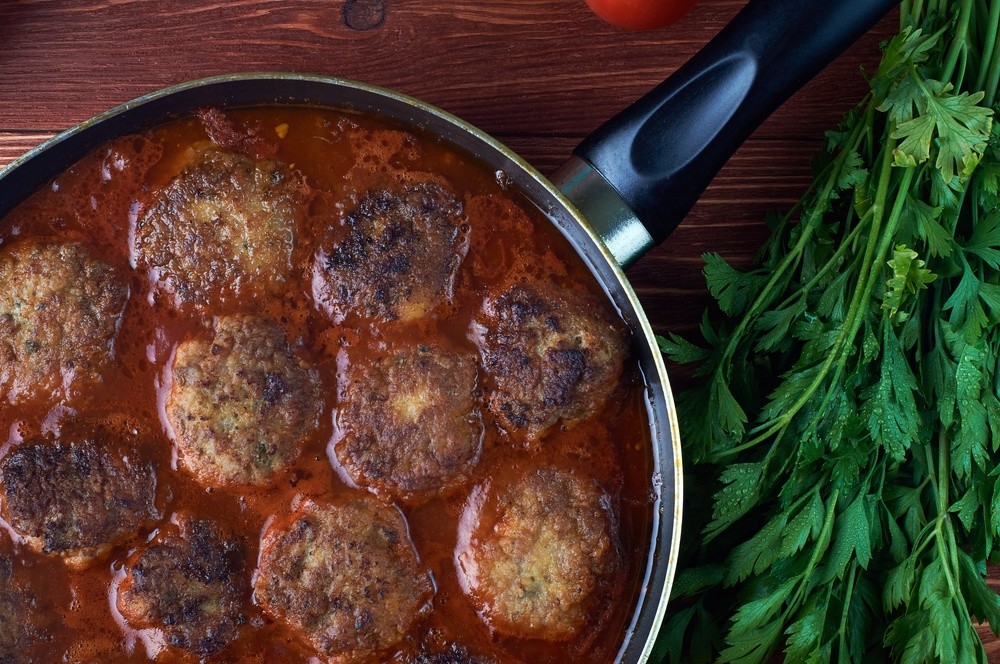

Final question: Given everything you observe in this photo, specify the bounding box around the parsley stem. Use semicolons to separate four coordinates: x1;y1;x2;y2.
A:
946;518;962;599
837;561;858;661
800;487;840;594
715;120;868;376
941;0;974;83
901;0;912;27
725;155;914;457
974;0;1000;92
772;207;871;314
936;527;960;597
938;428;951;526
912;520;937;561
925;438;940;505
929;427;963;601
985;5;1000;105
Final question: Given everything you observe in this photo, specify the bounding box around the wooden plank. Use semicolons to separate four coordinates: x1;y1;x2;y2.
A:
0;1;891;139
0;132;51;164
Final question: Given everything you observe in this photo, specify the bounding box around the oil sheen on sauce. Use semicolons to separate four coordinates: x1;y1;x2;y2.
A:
0;107;654;663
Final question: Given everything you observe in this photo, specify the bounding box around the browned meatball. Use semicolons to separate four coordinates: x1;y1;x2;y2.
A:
117;518;248;658
408;643;494;664
0;552;51;664
0;241;128;404
312;182;467;323
0;440;158;569
335;346;482;500
474;282;628;441
167;315;321;488
455;468;616;641
255;496;433;661
133;145;307;310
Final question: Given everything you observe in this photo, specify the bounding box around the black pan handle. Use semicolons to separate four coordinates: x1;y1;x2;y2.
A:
561;0;898;260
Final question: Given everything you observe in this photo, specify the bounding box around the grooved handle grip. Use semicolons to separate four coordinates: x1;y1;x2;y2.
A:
575;0;899;245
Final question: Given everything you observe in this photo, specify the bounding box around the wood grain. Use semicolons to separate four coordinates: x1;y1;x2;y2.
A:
0;0;888;138
0;0;996;659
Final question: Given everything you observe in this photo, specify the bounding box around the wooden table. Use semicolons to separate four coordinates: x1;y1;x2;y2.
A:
1;0;995;660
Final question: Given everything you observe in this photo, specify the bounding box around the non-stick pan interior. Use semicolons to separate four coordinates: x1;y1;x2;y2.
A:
0;73;681;664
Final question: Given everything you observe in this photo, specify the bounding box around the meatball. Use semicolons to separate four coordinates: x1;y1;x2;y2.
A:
0;553;50;663
0;241;128;404
408;643;493;664
255;496;433;661
133;145;307;310
117;517;248;658
0;439;158;568
313;182;467;323
335;346;482;499
167;315;321;488
455;468;616;641
474;282;628;441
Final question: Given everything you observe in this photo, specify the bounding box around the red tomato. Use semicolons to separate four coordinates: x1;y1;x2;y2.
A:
585;0;698;30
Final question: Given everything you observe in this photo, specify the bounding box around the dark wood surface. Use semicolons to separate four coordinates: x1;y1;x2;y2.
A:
0;0;995;659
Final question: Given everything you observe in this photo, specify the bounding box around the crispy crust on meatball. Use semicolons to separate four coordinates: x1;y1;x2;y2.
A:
117;517;248;657
133;145;307;310
474;282;628;441
254;496;433;662
408;643;494;664
456;468;616;641
0;241;128;404
0;440;158;568
313;182;467;323
167;315;321;488
336;346;482;499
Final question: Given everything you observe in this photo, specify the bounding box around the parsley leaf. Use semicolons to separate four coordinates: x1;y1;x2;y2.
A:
882;245;937;319
657;3;1000;661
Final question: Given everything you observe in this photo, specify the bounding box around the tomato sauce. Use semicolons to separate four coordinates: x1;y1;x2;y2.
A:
0;107;654;663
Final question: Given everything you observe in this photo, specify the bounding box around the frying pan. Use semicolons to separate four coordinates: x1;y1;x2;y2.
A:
0;0;898;661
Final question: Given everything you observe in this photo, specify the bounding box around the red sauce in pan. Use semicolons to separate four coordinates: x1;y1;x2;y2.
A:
0;107;654;663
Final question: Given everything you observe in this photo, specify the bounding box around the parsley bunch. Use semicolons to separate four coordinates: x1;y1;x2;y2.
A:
656;1;1000;661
